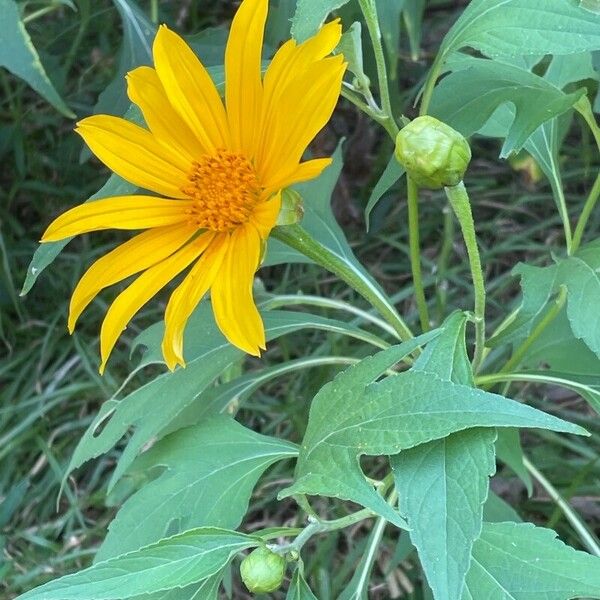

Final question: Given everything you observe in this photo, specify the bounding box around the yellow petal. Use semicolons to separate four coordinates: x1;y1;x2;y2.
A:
263;158;332;194
68;224;196;332
211;225;265;355
162;233;229;370
258;56;346;185
126;66;201;161
251;193;281;239
41;196;193;241
76;115;190;198
225;0;268;155
99;232;215;373
153;25;229;153
260;20;341;135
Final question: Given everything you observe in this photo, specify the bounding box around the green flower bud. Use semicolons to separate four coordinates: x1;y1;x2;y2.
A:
276;188;304;226
394;116;471;189
240;546;286;594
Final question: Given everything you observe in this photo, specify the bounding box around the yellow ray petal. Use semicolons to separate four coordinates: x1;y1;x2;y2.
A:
162;233;229;370
126;66;201;160
153;25;229;153
258;56;346;184
76;115;190;198
211;225;265;355
68;224;196;332
41;196;193;242
99;232;215;373
225;0;268;155
251;192;281;239
263;158;332;194
259;20;342;140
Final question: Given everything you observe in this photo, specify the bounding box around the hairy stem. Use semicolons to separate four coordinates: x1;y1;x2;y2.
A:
272;224;414;342
444;182;486;371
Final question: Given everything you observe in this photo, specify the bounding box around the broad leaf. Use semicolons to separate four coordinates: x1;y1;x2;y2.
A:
291;0;350;42
495;428;532;495
18;528;258;600
439;0;600;62
281;334;585;526
482;493;522;523
463;522;600;599
0;0;74;117
430;57;585;157
128;570;223;600
65;308;377;492
393;313;495;600
286;565;318;600
95;417;297;561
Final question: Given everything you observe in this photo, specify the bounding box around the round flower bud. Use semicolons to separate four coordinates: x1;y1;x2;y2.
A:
394;116;471;189
240;546;286;594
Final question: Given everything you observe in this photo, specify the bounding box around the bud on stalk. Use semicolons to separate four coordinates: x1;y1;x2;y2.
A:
394;116;471;189
240;546;286;593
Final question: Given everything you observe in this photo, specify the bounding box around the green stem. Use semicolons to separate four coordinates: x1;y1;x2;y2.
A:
150;0;159;23
524;457;600;557
435;206;454;323
444;182;485;371
407;177;430;331
341;86;398;140
357;0;398;137
419;54;444;117
572;172;600;254
498;285;567;376
272;224;414;342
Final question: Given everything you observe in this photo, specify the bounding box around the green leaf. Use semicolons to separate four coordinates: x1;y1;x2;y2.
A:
463;522;600;599
291;0;350;42
0;0;74;117
95;417;297;561
495;428;533;495
281;333;439;528
439;0;600;61
280;333;585;525
18;528;259;600
93;0;156;117
378;0;404;73
365;154;405;231
286;565;318;600
65;308;378;492
482;492;522;523
430;57;585;157
336;22;368;88
491;241;600;374
128;570;223;600
401;0;425;61
393;313;495;600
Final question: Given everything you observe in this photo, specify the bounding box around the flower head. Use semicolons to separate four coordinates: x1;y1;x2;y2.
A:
41;0;346;372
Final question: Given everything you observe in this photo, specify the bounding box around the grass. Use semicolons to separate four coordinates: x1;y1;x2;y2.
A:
1;0;600;598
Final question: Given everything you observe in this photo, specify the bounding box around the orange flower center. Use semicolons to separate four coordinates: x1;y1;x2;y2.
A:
182;149;262;232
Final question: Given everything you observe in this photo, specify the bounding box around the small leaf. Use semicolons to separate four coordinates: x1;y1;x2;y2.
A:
439;0;600;61
495;428;533;495
482;492;522;523
401;0;425;61
364;154;405;231
430;57;585;157
95;417;297;561
463;522;600;599
286;565;318;600
336;22;368;87
18;528;259;600
291;0;350;42
0;0;74;117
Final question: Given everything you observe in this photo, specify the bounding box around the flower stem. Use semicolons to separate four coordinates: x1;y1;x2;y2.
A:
272;224;414;342
498;285;567;376
357;0;398;138
418;54;444;117
444;182;486;371
407;176;430;331
572;171;600;254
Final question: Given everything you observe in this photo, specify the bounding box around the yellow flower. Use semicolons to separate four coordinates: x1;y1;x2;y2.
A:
41;0;346;373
